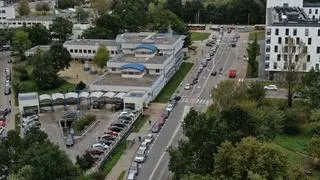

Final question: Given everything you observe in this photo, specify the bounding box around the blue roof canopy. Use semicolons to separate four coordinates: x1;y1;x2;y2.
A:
136;44;157;53
121;63;146;72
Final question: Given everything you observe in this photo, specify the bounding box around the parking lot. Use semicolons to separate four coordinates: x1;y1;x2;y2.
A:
38;105;118;162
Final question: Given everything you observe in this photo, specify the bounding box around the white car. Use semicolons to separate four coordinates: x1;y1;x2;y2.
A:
92;143;109;150
119;111;134;117
134;147;147;163
165;104;174;112
184;83;191;90
144;134;154;144
264;85;278;91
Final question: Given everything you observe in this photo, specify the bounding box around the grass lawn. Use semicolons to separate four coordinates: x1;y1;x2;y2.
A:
266;142;305;165
191;32;210;41
40;80;75;94
273;134;310;154
117;171;126;180
248;30;265;41
133;115;150;132
100;142;127;174
154;62;194;103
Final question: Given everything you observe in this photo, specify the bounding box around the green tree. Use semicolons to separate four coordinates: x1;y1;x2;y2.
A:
76;7;89;23
12;30;31;58
213;141;237;179
247;33;260;77
76;152;95;170
25;24;51;46
9;165;34;180
165;0;183;18
94;45;109;73
90;0;112;15
50;17;73;42
309;135;320;159
247;82;265;102
286;166;311;180
32;50;60;90
18;0;30;16
49;43;72;71
301;68;320;108
35;2;50;12
182;174;214;180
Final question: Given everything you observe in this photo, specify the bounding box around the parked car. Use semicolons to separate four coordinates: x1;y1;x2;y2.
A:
4;86;10;95
98;139;113;146
165;104;174;112
184;83;191;90
92;143;109;150
109;126;123;132
134;146;147;163
144;134;154;144
140;140;150;149
66;134;74;147
162;110;170;119
87;148;104;156
127;172;136;180
0;108;11;117
211;71;217;76
111;123;126;128
26;121;41;129
264;85;278;91
106;131;119;136
119;111;134;117
129;162;139;176
171;95;181;102
22;112;37;118
152;122;161;133
0;119;5;127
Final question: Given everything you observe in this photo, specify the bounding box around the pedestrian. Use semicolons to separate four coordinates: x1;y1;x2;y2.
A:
138;136;141;142
149;120;151;125
9;100;11;106
76;74;78;79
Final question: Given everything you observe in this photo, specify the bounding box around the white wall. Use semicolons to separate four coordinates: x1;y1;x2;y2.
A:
303;7;320;20
265;25;320;72
0;6;15;29
7;20;52;29
64;44;118;59
266;0;303;8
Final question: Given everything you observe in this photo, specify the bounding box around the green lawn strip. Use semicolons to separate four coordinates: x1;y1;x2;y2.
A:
273;134;310;154
154;62;194;103
248;30;265;41
117;170;126;180
266;142;305;165
133;115;150;132
191;32;210;41
100;142;127;174
14;113;20;133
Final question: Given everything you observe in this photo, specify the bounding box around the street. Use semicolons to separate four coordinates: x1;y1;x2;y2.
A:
136;30;248;180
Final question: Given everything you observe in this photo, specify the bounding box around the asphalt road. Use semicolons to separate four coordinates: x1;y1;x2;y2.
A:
136;30;247;180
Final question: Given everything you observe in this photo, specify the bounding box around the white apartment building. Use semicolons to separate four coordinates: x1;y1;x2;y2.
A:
0;1;15;29
64;32;185;109
7;16;54;29
265;0;320;79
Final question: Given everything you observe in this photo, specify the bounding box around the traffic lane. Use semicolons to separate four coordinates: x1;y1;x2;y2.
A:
137;104;185;180
0;52;11;108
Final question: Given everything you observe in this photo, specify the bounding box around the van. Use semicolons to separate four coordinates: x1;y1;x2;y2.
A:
127;172;136;180
66;134;74;147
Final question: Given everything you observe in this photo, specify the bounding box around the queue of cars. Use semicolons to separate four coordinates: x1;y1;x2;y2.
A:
4;68;11;95
84;109;139;159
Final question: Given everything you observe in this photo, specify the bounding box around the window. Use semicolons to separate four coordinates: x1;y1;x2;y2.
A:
265;54;270;61
283;62;288;70
303;63;307;71
274;45;278;52
155;69;160;73
296;37;300;44
307;55;311;62
293;29;297;36
295;55;298;62
284;46;288;53
2;17;5;19
313;15;316;20
266;38;271;44
317;47;320;54
75;49;78;53
70;49;73;53
88;50;91;53
115;51;118;54
265;62;270;69
277;54;281;61
285;37;288;44
285;28;289;35
275;28;279;35
273;62;277;69
111;51;114;54
79;49;82;53
1;10;5;13
309;9;312;14
93;50;96;53
316;64;319;70
292;46;296;53
83;50;87;53
266;46;270;52
278;37;282;44
317;9;319;14
305;29;309;36
318;29;320;36
308;38;312;45
267;29;271;35
284;55;288;61
111;68;116;71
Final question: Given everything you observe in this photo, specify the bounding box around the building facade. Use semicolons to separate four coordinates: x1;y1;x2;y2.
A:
265;0;320;79
63;32;185;109
0;1;15;29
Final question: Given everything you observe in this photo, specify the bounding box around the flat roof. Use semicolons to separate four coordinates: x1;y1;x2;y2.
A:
25;45;50;54
8;16;54;21
126;91;146;98
304;2;320;7
18;92;39;101
64;39;117;47
110;53;169;64
116;32;184;45
93;74;159;87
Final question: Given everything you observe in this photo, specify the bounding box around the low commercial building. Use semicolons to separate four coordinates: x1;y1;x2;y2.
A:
18;92;40;113
7;16;54;29
24;45;51;57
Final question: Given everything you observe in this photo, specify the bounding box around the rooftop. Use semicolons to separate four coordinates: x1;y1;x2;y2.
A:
18;92;39;101
93;73;159;87
116;32;184;45
267;6;320;27
304;2;320;7
110;53;169;64
126;91;146;98
25;45;50;55
8;16;54;21
64;39;117;47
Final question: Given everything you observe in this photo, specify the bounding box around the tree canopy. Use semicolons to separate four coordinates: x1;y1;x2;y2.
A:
94;46;109;73
12;30;31;55
18;0;30;16
50;17;73;42
25;24;51;46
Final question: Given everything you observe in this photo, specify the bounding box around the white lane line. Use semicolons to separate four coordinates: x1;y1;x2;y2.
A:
148;106;191;180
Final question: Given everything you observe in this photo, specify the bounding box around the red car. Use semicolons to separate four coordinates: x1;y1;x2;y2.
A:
106;131;119;136
228;69;237;78
87;148;104;156
158;117;165;126
0;119;6;127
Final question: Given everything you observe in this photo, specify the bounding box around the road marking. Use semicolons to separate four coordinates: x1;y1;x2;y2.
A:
148;106;191;180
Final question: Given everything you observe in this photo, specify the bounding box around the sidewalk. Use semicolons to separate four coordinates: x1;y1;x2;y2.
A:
104;104;164;180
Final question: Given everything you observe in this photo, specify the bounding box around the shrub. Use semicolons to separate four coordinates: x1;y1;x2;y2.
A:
76;81;86;90
72;114;96;133
76;152;96;170
282;108;301;135
19;68;30;81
